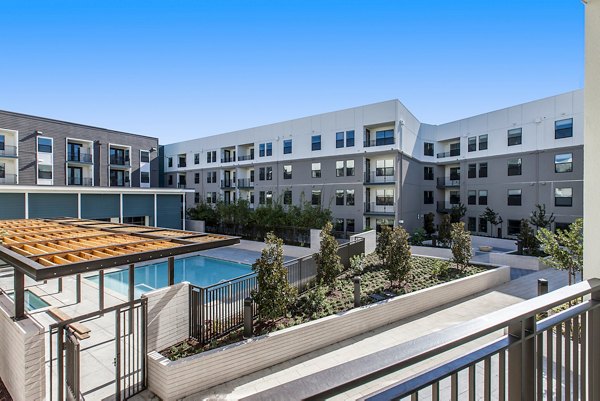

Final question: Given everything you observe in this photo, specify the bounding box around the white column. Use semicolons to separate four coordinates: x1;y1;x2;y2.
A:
119;193;123;223
154;193;158;227
77;192;81;219
24;192;29;219
584;0;600;279
182;193;186;230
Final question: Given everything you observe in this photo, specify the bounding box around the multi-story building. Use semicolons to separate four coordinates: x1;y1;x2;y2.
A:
0;109;187;228
162;89;583;237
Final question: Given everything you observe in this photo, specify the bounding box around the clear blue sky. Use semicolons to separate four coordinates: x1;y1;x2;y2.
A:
0;0;584;144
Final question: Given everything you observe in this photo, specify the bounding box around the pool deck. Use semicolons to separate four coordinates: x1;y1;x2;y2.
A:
198;239;315;265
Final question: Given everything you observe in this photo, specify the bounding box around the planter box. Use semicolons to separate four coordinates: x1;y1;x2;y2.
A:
148;266;510;400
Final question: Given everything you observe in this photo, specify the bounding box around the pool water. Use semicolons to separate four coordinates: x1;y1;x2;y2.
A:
87;255;252;298
8;290;50;311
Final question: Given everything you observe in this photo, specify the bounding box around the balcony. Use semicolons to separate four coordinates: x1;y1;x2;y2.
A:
67;151;93;164
364;202;395;216
220;179;235;188
109;155;130;166
178;161;187;168
363;138;395;148
0;145;17;158
68;177;93;186
221;156;235;163
437;200;461;213
237;178;254;188
437;148;461;158
237;154;254;162
436;176;460;189
364;172;395;185
0;174;17;185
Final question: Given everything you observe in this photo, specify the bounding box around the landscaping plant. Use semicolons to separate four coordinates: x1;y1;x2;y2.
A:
376;225;393;265
480;207;503;238
450;222;472;269
450;203;467;223
530;204;555;231
315;221;343;289
349;253;366;276
251;232;298;321
517;218;539;255
437;214;452;247
386;226;412;287
537;218;583;285
423;212;436;236
410;227;427;246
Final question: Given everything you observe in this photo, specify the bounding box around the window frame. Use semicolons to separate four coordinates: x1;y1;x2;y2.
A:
507;189;522;206
555;187;573;207
507;128;522;146
478;134;488;151
555;118;573;139
555;153;573;173
311;135;322;151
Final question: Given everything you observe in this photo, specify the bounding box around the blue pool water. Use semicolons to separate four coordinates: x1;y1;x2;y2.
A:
8;290;50;311
86;255;253;298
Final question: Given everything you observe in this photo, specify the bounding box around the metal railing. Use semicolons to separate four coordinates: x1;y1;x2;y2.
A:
364;172;395;184
436;176;460;188
0;144;17;157
437;148;461;158
67;177;93;186
110;155;130;166
437;201;460;213
237;154;254;161
221;156;235;163
364;202;395;215
220;179;235;188
0;174;17;185
189;238;365;344
363;139;395;147
237;178;254;188
67;151;93;163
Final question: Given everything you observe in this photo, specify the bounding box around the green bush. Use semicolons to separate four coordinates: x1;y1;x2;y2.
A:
410;227;427;246
315;221;343;289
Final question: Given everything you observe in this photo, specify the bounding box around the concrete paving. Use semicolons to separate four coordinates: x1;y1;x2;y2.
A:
199;239;314;265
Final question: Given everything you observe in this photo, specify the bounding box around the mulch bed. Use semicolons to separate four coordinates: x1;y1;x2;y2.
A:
0;377;12;401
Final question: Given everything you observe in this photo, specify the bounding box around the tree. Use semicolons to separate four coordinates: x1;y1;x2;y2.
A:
386;226;412;287
437;214;452;247
480;207;503;237
376;225;393;265
410;228;427;246
251;233;298;321
537;218;583;285
423;212;436;236
450;222;472;269
530;204;555;231
517;219;539;255
450;203;467;223
187;201;219;226
314;221;343;288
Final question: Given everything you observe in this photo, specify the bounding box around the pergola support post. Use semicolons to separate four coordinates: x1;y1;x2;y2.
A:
57;277;62;292
99;270;104;310
128;264;135;334
168;257;175;286
13;270;25;320
75;274;81;303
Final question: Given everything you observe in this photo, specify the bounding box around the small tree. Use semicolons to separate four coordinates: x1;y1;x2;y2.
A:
480;207;502;237
530;204;555;232
410;228;427;246
450;203;467;223
450;222;472;269
386;226;412;287
423;212;436;236
437;214;452;247
376;225;393;265
537;218;583;285
252;233;297;321
517;219;539;255
315;221;343;288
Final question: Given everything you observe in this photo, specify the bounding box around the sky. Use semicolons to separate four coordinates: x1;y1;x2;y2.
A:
0;0;584;144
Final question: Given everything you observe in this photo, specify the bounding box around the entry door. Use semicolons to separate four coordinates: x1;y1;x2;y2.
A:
68;166;82;185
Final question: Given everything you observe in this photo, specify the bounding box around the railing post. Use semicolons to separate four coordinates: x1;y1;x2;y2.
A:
353;277;361;308
75;274;81;304
589;289;600;400
167;256;175;286
243;297;253;338
538;278;548;318
508;317;535;400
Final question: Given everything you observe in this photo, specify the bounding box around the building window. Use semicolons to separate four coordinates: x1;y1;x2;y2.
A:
206;192;217;204
507;220;521;236
334;218;344;232
311;162;321;178
110;169;129;187
450;190;460;204
346;189;355;206
479;218;487;233
283;190;292;205
266;166;272;181
283;139;293;154
346;160;355;176
555;187;573;207
346;218;355;232
38;164;53;180
141;171;150;184
376;159;394;176
311;135;321;151
346;130;355;147
311;190;322;205
0;162;5;179
424;142;434;156
468;190;476;205
178;154;186;167
555;222;571;232
258;167;265;181
37;137;53;153
508;128;522;146
168;157;173;168
479;162;488;178
375;130;395;146
336;161;345;177
468;136;476;152
266;142;272;156
376;189;394;206
0;135;4;151
250;170;254;182
508;158;522;176
555;118;573;139
336;132;344;148
283;165;292;179
259;191;266;205
206;171;216;184
555;153;573;173
424;191;434;204
422;166;433;180
336;190;345;205
468;217;476;232
259;143;265;157
194;153;199;164
194;173;200;184
168;175;173;185
449;167;460;181
508;189;522;206
479;190;488;205
249;191;255;204
141;151;150;163
479;134;488;151
468;164;476;179
206;151;216;163
194;192;200;203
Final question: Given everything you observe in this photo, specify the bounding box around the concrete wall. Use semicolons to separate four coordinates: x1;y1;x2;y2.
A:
142;283;190;353
350;230;376;254
185;219;205;233
147;266;510;400
488;253;546;271
0;294;45;401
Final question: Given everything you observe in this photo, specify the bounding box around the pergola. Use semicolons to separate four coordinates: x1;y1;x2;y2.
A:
0;218;239;319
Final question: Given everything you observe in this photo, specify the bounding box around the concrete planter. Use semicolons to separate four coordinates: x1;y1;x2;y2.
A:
147;266;510;400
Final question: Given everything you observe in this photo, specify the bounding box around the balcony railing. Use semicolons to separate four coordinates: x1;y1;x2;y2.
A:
364;202;395;215
109;155;130;166
364;172;395;184
437;200;461;213
237;178;254;188
363;138;395;148
0;145;17;157
67;151;93;163
436;177;460;188
0;174;17;185
67;177;93;186
178;183;186;189
237;154;254;161
221;156;235;163
437;148;461;158
220;179;235;188
178;161;187;168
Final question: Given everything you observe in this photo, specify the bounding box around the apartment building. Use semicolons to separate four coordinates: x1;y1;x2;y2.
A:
0;110;187;228
163;89;583;236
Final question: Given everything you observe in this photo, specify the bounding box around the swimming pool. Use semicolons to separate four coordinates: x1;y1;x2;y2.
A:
86;255;253;298
8;290;50;311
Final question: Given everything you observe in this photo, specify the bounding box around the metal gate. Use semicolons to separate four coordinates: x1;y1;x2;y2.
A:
49;298;147;401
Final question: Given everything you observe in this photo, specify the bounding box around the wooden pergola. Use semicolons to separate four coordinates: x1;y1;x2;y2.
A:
0;218;239;319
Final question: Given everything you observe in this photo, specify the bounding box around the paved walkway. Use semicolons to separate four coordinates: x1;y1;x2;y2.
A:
199;239;314;264
175;268;569;400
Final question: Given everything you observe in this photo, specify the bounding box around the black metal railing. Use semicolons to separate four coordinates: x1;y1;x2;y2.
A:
364;202;395;215
237;154;254;161
67;177;93;186
221;156;235;163
220;179;235;188
178;161;187;168
189;238;365;345
110;155;130;166
437;148;461;158
436;177;460;188
364;171;395;184
0;144;17;157
363;138;396;147
0;174;17;185
67;151;92;163
436;201;460;213
237;178;254;188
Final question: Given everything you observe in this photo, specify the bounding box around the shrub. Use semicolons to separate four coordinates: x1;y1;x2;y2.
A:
301;283;328;319
410;227;427;246
315;221;343;289
349;254;366;276
517;219;539;255
537;218;583;285
431;259;451;278
480;207;503;237
437;214;452;247
423;212;436;236
252;233;298;321
376;225;393;265
386;226;412;287
450;203;466;223
451;222;472;269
